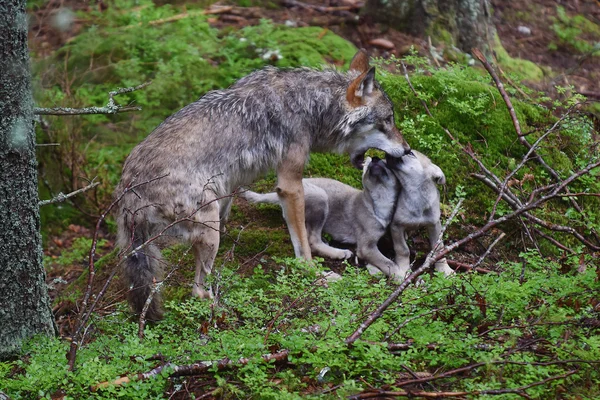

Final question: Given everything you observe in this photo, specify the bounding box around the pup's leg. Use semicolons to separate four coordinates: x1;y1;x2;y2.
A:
391;223;411;278
428;222;454;276
191;204;221;299
358;240;403;282
276;153;311;260
305;187;352;260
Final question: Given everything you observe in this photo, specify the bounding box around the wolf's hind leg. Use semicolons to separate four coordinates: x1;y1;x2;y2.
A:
304;186;352;260
191;205;221;299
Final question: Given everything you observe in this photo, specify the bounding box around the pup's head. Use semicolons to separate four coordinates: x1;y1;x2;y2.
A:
340;51;411;169
361;156;400;198
386;150;446;186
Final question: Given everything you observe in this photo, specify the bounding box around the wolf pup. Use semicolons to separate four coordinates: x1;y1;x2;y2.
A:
114;51;411;319
242;157;401;278
386;150;454;279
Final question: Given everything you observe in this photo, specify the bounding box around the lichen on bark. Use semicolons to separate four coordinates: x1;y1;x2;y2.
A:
0;0;55;360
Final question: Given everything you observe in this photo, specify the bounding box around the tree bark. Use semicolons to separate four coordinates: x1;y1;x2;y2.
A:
0;0;55;359
363;0;496;54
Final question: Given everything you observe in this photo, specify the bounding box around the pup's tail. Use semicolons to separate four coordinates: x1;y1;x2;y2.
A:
120;226;164;321
239;188;281;205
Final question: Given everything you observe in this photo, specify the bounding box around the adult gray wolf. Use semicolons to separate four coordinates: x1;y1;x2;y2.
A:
242;156;401;278
386;150;454;279
114;51;411;320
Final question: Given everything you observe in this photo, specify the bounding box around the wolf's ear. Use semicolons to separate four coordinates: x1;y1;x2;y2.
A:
430;165;446;185
347;67;376;106
349;50;370;73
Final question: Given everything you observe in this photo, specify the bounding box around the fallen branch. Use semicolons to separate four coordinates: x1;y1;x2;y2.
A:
92;350;291;391
350;369;576;399
472;47;600;245
39;180;100;207
35;82;151;116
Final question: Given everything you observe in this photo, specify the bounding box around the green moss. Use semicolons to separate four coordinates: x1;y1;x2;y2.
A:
493;34;545;81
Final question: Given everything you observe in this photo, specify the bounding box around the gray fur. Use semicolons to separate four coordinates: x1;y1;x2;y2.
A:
242;157;401;276
387;150;455;279
115;53;411;320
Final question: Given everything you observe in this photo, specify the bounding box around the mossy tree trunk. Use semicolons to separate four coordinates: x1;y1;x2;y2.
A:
364;0;496;55
0;0;55;359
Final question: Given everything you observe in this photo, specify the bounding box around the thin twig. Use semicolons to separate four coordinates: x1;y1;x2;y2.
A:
39;180;100;207
35;82;151;115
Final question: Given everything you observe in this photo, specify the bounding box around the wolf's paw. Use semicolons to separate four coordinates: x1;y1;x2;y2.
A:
192;284;213;299
434;261;455;277
341;249;353;260
365;263;384;276
315;270;342;287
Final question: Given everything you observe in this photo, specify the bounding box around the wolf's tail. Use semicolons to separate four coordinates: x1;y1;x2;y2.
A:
120;226;164;321
239;188;281;205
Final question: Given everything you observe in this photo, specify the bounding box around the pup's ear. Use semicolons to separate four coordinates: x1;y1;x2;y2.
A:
430;164;446;185
347;67;376;107
349;50;370;73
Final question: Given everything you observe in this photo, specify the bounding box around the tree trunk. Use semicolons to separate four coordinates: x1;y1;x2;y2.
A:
363;0;496;55
0;0;55;359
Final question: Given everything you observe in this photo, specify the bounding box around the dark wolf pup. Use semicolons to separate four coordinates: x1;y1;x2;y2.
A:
115;50;411;320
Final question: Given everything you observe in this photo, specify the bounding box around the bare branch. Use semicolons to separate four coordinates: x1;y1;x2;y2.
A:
39;180;100;207
34;82;151;116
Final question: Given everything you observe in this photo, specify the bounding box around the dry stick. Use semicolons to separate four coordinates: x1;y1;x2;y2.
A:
351;369;576;399
471;232;506;270
472;48;600;245
447;260;495;274
38;180;100;207
92;350;291;391
35;82;151;115
473;173;600;251
345;198;464;345
532;228;576;254
487;114;570;222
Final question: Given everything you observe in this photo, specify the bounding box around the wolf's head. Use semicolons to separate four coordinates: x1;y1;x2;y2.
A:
386;150;446;187
340;51;411;169
361;156;400;204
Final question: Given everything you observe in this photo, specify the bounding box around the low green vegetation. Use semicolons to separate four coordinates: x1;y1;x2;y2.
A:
4;0;598;398
2;255;598;398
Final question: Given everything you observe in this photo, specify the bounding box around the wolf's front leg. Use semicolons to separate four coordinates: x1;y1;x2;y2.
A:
276;153;312;260
390;224;411;279
428;222;454;276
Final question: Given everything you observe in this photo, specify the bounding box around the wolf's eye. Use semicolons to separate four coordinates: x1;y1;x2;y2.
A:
386;115;394;124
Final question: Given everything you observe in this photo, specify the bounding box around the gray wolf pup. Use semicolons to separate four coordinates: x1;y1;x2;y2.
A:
386;150;454;279
114;51;411;320
242;156;400;277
